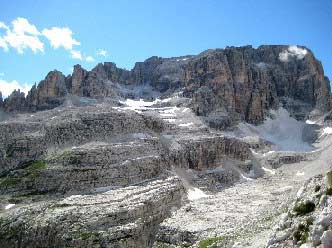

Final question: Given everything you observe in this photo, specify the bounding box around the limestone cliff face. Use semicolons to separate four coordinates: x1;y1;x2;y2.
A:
69;64;88;95
1;45;330;124
184;46;331;123
22;70;67;112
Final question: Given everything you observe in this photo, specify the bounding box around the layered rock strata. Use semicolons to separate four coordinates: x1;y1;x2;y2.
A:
1;45;330;124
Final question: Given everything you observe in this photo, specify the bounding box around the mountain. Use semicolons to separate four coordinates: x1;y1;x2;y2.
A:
1;45;331;126
1;45;332;248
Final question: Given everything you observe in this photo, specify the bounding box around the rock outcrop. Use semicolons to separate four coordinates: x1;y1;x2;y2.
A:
184;46;331;124
0;176;185;248
2;89;26;112
1;45;330;124
267;172;332;248
0;106;167;175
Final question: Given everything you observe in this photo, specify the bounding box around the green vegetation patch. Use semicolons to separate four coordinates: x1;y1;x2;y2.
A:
293;218;313;244
293;200;315;216
0;177;21;187
79;231;101;240
199;236;226;248
23;160;47;170
325;187;332;196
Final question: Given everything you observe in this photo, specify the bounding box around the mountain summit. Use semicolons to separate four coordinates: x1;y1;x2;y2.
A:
1;45;330;126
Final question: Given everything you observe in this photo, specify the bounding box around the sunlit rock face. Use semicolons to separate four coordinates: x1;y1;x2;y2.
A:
1;45;330;126
184;45;330;124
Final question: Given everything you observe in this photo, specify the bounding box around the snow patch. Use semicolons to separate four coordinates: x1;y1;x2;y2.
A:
296;171;305;176
306;120;316;124
187;187;208;201
5;204;15;209
120;99;156;108
279;46;307;62
160;107;179;114
262;166;276;175
66;194;81;200
179;122;193;127
233;108;313;152
320;127;332;137
176;57;189;62
263;151;275;157
240;173;254;181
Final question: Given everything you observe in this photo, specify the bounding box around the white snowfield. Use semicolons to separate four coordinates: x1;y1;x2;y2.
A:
114;97;207;132
4;204;15;210
320;127;332;137
306;119;316;124
232;108;314;152
187;187;209;201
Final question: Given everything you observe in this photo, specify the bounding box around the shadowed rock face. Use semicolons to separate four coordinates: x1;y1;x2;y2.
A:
1;45;331;124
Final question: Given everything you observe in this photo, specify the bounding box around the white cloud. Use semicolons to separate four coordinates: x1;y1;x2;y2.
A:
0;17;84;60
0;21;9;30
0;79;31;97
0;17;44;54
279;45;307;62
12;17;40;35
96;48;108;57
0;38;8;51
86;55;95;62
4;31;44;54
42;27;80;50
70;50;82;60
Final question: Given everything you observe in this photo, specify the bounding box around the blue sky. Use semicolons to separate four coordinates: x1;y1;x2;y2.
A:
0;0;331;96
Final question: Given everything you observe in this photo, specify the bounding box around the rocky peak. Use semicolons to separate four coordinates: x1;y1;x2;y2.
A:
70;64;88;95
2;89;26;112
184;45;331;124
38;70;67;97
132;56;164;84
0;45;330;125
24;70;67;111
